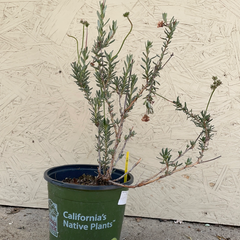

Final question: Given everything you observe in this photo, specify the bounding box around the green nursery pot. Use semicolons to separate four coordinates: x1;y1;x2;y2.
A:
44;164;133;240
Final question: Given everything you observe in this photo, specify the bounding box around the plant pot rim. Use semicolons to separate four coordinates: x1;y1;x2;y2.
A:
44;164;134;190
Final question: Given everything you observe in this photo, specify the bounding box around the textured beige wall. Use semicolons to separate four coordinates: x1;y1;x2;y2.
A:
0;0;240;225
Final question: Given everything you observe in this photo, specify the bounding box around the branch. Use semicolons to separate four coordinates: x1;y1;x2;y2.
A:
109;155;221;188
115;128;134;165
113;158;141;182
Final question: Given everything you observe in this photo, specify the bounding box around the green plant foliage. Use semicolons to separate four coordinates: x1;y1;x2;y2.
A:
69;1;222;186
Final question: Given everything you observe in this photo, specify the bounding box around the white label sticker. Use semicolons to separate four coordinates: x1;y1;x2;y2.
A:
118;191;129;205
49;199;59;237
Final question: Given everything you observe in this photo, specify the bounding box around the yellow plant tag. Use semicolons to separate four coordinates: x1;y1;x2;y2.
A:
124;152;129;183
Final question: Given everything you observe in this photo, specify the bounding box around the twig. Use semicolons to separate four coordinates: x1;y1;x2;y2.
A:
115;128;134;165
97;124;102;174
106;98;118;136
161;52;174;69
215;235;229;240
184;234;192;240
170;131;203;165
109;155;217;188
199;155;221;164
113;158;141;182
123;59;134;112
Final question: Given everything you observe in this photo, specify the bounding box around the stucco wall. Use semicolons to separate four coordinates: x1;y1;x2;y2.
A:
0;0;240;225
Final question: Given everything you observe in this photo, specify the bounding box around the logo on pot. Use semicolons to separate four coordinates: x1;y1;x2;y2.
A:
49;199;59;237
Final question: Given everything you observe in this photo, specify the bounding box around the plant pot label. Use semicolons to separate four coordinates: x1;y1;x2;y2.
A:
62;211;116;231
118;191;129;205
49;199;59;237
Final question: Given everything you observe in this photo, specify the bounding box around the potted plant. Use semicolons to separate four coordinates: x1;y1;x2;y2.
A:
44;1;222;239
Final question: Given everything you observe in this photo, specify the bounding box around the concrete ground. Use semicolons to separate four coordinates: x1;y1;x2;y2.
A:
0;205;239;240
